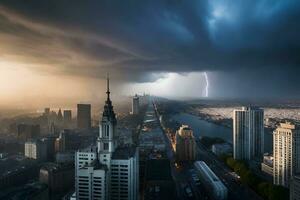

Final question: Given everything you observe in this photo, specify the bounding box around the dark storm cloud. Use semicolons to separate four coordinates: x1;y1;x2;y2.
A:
0;0;299;97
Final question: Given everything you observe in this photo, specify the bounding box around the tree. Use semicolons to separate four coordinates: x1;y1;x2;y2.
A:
226;157;236;169
257;182;270;198
268;185;289;200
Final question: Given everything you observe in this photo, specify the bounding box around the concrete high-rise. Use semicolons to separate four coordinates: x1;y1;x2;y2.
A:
64;110;72;123
131;94;139;115
77;104;91;130
74;76;139;200
273;122;300;187
233;107;264;160
175;125;196;161
290;174;300;200
24;139;47;161
17;124;40;141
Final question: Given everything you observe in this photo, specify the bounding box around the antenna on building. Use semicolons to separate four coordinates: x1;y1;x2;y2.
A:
106;73;110;100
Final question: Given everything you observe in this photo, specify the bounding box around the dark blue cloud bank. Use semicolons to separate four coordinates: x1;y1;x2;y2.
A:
0;0;300;98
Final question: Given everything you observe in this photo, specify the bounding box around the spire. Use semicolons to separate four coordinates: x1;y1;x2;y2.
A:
102;73;116;123
106;73;110;100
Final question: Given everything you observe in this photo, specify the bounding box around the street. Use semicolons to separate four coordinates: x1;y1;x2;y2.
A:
153;101;263;200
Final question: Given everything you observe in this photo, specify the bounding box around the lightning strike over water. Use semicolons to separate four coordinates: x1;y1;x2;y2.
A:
204;72;209;97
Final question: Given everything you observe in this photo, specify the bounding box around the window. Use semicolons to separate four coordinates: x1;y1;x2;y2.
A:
105;125;109;137
104;143;109;150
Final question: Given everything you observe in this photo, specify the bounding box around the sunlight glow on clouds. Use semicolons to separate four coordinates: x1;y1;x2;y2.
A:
125;72;208;99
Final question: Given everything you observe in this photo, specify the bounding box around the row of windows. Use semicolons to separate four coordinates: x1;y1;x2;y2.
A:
111;176;128;179
78;154;95;157
78;179;89;182
93;184;102;187
111;191;128;196
111;164;128;168
112;172;128;175
111;180;128;184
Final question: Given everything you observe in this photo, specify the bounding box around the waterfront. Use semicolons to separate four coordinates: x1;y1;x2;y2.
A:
172;113;272;152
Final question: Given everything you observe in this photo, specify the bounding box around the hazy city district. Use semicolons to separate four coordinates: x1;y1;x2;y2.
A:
0;79;299;200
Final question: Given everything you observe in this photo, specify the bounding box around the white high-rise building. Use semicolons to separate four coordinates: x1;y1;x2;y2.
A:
110;147;139;200
131;95;139;115
233;107;264;160
74;76;139;200
273;122;300;187
76;166;107;200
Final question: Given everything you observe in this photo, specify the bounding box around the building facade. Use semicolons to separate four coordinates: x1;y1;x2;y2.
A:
290;174;300;200
74;77;139;200
211;143;232;156
233;107;264;160
131;95;139;115
194;161;228;200
17;124;40;141
175;125;196;161
25;140;47;161
39;163;74;194
77;104;91;130
261;153;273;176
273;122;300;187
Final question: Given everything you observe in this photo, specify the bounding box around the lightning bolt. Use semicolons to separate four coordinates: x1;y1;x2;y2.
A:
204;72;209;97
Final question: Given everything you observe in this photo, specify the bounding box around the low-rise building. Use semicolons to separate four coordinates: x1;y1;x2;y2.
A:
261;153;273;176
39;163;74;195
144;159;176;200
211;143;232;156
194;161;228;200
0;161;39;188
56;152;75;163
0;182;48;200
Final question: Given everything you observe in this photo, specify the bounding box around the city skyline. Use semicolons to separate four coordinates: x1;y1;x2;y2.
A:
0;2;299;199
0;1;300;108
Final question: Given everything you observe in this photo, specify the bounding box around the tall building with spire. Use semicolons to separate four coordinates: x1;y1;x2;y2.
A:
74;76;139;200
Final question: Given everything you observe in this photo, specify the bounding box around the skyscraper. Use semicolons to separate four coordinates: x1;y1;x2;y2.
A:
273;122;300;187
58;108;63;121
64;110;72;123
74;76;139;200
77;104;91;130
17;124;40;141
175;125;196;161
131;94;139;115
290;174;300;200
233;107;264;160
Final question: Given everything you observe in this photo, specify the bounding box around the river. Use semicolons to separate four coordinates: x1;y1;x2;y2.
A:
172;113;272;153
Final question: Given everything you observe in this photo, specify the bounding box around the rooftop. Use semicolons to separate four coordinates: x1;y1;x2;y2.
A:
0;182;48;200
40;162;74;172
111;146;137;160
145;159;172;181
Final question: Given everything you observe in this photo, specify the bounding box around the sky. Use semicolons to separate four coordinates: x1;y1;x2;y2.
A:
0;0;300;108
